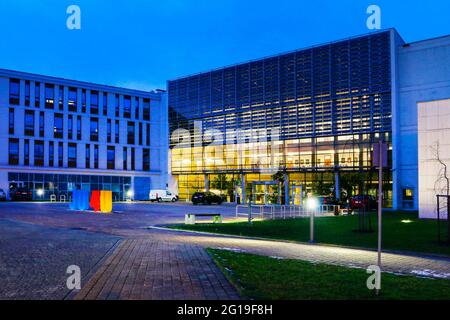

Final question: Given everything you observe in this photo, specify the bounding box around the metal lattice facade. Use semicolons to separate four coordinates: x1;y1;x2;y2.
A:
169;31;392;145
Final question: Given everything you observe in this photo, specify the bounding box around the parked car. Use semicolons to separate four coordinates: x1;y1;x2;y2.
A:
192;192;225;205
0;189;6;201
350;195;377;210
10;187;33;201
317;196;337;205
149;189;178;202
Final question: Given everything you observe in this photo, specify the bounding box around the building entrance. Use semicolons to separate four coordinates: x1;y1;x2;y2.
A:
251;181;281;205
291;183;304;206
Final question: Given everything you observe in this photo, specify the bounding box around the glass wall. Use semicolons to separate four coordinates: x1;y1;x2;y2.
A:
168;31;394;205
8;172;132;201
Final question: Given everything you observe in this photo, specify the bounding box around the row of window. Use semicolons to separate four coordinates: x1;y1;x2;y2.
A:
9;79;151;120
8;138;151;171
8;109;150;146
8;172;132;201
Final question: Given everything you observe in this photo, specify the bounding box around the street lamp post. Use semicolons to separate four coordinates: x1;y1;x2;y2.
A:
307;197;318;243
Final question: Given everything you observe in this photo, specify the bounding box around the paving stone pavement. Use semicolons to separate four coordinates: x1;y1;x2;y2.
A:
74;239;240;300
146;228;450;280
2;202;450;300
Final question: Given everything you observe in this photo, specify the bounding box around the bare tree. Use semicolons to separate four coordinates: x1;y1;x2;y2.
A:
430;141;450;197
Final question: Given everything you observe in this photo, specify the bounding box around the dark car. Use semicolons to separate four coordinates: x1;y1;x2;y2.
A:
350;195;377;210
10;187;33;201
317;196;337;206
192;192;225;205
0;189;6;201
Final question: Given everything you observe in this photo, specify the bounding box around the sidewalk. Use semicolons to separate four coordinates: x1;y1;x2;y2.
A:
75;239;240;300
150;228;450;280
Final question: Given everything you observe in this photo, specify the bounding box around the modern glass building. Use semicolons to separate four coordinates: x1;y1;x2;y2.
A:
0;69;168;201
168;29;404;206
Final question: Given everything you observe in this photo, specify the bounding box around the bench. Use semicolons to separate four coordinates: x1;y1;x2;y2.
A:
185;213;223;225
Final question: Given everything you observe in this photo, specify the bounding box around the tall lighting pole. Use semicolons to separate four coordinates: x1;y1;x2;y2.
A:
374;140;387;294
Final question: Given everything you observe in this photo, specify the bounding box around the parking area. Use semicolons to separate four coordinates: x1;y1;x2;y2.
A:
0;201;240;299
0;201;239;237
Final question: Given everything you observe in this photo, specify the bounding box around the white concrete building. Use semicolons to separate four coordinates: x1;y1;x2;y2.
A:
0;69;168;201
397;35;450;217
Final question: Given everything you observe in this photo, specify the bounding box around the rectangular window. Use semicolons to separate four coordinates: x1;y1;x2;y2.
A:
146;124;150;146
58;142;63;167
90;90;99;115
24;110;35;136
124;96;131;118
90;118;99;141
25;80;30;106
35;82;41;107
94;145;99;169
54;113;63;139
107;119;112;143
127;121;135;144
58;86;64;110
115;120;120;144
131;148;135;170
24;139;30;165
81;89;86;113
103;92;108;116
123;147;127;170
68;87;77;112
77;116;82;140
68;143;77;168
39;112;44;137
115;94;120;117
143;148;150;171
107;146;115;170
68;115;73;140
143;98;150;121
139;123;143;145
86;144;91;169
45;84;54;109
135;97;140;119
8;138;19;165
9;78;20;105
9;108;14;135
34;140;44;167
49;141;54;167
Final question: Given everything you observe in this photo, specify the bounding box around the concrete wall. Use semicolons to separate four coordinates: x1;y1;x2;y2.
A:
418;99;450;218
396;35;450;211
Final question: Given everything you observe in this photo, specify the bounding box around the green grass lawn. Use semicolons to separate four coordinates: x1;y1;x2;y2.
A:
208;248;450;300
172;211;450;256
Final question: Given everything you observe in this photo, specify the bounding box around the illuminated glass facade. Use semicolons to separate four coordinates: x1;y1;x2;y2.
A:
169;30;395;204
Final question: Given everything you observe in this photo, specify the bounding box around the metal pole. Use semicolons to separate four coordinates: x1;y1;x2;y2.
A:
447;196;450;245
437;196;441;244
248;193;252;225
310;207;315;243
377;140;383;294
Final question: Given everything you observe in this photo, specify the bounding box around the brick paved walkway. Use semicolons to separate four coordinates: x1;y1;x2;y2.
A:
74;239;240;300
149;228;450;280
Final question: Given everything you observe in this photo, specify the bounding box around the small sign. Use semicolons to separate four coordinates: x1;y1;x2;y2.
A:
373;143;388;168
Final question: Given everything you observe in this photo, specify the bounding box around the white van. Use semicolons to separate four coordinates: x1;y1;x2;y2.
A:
149;190;178;202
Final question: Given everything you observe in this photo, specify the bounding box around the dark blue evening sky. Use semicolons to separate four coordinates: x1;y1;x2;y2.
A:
0;0;449;91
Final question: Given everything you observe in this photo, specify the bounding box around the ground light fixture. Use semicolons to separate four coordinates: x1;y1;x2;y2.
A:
401;219;414;224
